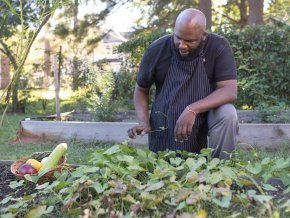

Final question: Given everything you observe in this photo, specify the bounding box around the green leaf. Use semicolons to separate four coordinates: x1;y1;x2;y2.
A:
82;166;100;173
0;213;14;218
185;171;198;183
212;196;231;208
253;195;273;203
207;158;220;170
176;201;187;211
0;196;13;205
127;164;146;172
246;163;262;175
206;171;223;185
103;145;121;155
280;174;290;187
145;181;164;192
283;186;290;194
24;174;40;184
170;157;183;166
9;180;24;189
90;182;107;194
26;205;53;218
262;183;278;191
35;182;50;190
116;154;134;164
261;157;271;165
220;166;237;180
185;157;206;171
122;194;136;203
275;158;289;169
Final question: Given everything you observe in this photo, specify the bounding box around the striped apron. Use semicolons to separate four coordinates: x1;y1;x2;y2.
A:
149;39;213;153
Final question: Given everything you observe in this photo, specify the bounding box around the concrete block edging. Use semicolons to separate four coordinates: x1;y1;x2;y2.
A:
20;120;290;148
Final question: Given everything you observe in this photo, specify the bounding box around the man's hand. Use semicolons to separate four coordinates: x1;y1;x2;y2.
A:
128;124;151;139
174;108;196;142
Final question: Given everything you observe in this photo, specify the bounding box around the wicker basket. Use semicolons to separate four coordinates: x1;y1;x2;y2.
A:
11;151;70;184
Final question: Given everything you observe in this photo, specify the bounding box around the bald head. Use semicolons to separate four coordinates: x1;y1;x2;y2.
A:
173;8;207;57
175;8;206;32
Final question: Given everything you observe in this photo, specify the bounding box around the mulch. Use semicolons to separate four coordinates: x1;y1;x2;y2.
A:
0;161;36;201
0;161;17;200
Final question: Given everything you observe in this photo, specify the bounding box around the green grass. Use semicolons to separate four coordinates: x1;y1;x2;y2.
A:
235;142;290;162
0;113;113;164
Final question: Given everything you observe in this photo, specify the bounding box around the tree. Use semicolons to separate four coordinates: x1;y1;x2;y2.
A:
213;0;265;27
0;0;65;114
198;0;212;29
248;0;264;25
265;0;290;23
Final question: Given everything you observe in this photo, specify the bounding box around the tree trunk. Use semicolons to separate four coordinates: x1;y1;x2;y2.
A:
198;0;212;30
248;0;264;25
73;0;79;32
44;39;51;87
238;0;248;27
11;71;22;112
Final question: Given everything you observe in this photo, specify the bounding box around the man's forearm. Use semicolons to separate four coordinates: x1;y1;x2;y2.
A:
134;85;150;126
188;80;237;114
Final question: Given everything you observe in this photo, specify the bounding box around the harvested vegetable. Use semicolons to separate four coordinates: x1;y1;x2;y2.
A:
18;163;38;175
38;143;67;176
41;157;48;164
26;159;42;171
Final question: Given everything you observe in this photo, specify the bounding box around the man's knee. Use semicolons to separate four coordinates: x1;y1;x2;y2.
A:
208;104;238;127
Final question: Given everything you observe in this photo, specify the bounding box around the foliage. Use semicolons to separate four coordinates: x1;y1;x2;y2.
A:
70;58;91;91
217;24;290;108
69;62;117;120
120;25;290;109
265;0;290;24
1;144;290;217
256;102;290;123
118;29;169;68
94;70;116;121
111;70;136;110
0;0;66;113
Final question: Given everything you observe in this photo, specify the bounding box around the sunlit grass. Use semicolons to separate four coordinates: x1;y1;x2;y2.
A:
0;113;113;164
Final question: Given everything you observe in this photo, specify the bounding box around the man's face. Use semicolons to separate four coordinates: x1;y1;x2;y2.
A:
173;26;205;57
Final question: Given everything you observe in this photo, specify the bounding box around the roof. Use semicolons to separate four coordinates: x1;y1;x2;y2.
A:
264;16;289;26
103;30;128;43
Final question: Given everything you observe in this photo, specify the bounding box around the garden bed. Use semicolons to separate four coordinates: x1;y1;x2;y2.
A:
0;161;36;201
18;109;290;148
1;145;290;217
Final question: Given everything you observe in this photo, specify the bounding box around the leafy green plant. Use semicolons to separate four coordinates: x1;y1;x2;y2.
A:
256;102;290;123
217;25;290;108
1;144;289;217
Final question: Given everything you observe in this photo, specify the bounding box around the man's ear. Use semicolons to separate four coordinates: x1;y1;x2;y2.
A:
202;31;208;40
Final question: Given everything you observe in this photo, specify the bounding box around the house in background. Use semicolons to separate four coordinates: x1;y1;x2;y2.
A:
0;56;11;89
93;29;131;72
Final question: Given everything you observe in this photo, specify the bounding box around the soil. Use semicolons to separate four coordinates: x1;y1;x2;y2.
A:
0;162;36;202
13;129;47;144
0;162;16;201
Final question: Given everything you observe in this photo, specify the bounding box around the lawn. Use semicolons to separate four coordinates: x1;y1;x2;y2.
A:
0;113;112;164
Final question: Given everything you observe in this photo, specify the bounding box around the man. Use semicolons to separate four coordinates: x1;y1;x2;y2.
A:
127;8;238;159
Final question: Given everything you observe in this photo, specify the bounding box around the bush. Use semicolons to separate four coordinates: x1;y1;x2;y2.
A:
120;25;290;109
217;25;290;108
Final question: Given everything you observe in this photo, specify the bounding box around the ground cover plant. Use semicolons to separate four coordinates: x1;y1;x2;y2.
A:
1;143;290;217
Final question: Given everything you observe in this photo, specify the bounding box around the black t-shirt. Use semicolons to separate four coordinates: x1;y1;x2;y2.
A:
137;33;237;94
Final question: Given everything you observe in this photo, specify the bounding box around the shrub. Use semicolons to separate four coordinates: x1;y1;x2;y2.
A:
217;25;290;108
